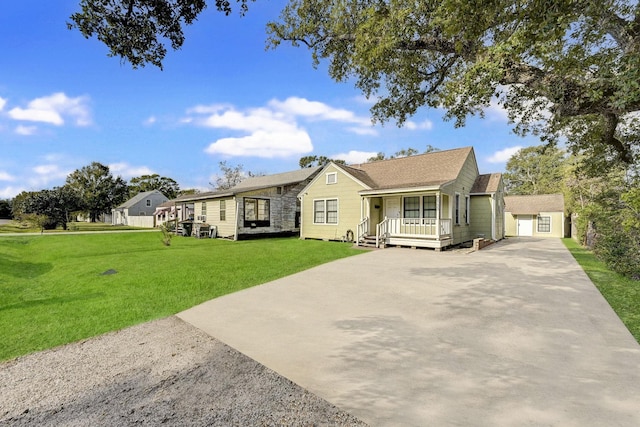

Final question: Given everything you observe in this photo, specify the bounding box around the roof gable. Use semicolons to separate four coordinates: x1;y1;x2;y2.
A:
347;146;475;190
118;190;166;208
504;194;565;214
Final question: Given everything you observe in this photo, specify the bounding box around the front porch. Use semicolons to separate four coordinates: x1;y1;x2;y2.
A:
357;217;453;249
356;191;455;250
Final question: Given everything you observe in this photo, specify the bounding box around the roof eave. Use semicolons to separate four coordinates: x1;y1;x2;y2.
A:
359;184;447;196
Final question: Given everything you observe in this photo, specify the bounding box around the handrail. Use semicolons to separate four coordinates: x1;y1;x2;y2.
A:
376;217;389;248
356;217;369;246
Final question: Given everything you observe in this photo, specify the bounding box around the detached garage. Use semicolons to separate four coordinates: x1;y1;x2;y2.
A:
504;194;567;238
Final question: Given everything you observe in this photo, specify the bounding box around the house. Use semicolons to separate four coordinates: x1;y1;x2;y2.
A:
504;194;567;237
112;190;169;228
298;146;505;250
153;194;195;228
179;166;321;239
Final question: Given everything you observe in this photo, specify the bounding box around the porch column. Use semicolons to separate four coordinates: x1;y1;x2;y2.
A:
436;192;441;238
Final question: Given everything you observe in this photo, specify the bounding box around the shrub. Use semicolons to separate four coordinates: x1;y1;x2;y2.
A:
594;226;640;280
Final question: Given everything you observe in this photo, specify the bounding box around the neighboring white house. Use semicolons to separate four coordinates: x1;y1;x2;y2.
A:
112;190;168;228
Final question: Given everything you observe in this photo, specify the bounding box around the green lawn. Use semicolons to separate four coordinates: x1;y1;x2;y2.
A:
0;220;143;233
0;233;362;361
563;238;640;343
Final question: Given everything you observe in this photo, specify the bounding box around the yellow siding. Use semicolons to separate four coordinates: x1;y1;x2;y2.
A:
533;211;564;238
505;211;564;237
214;198;237;238
470;195;492;238
505;213;518;236
445;151;478;244
301;165;366;240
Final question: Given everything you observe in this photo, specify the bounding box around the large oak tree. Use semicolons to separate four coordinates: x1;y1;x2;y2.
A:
70;0;640;164
66;162;129;222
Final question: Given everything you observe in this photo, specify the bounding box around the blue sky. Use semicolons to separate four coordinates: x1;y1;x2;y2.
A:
0;0;540;199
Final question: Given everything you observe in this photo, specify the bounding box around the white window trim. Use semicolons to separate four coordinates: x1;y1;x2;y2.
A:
537;214;552;233
313;198;339;225
326;172;338;185
454;192;461;225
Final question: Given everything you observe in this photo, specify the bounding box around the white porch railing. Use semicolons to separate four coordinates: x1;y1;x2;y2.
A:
377;217;451;244
376;218;390;248
356;217;369;246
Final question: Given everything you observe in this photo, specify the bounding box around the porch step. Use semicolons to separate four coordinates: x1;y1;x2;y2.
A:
358;235;382;248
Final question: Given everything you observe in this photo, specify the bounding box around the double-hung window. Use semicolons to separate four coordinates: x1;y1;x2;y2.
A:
537;216;551;233
220;200;226;221
314;199;338;224
454;193;460;225
423;196;437;219
465;195;471;225
403;197;420;221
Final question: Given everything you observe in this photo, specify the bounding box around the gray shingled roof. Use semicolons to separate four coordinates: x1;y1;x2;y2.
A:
178;166;322;202
232;166;321;192
504;194;565;214
347;147;475;191
471;173;503;194
116;190;166;209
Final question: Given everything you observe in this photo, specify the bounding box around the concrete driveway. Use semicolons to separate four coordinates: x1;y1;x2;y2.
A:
178;238;640;426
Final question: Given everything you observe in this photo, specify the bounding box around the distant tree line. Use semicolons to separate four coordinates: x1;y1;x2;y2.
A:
8;162;184;230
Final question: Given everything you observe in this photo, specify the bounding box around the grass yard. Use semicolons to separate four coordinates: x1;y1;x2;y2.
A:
0;220;143;234
563;238;640;343
0;233;362;361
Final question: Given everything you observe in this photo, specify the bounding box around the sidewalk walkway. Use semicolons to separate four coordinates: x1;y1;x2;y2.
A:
179;238;640;426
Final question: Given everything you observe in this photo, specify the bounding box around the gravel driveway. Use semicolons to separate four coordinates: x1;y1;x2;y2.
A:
0;317;366;426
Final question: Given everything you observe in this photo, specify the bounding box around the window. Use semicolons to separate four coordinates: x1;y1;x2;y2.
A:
423;196;437;219
244;198;270;227
403;197;420;218
146;200;151;207
220;200;226;221
326;199;338;224
314;199;338;224
276;186;283;195
465;195;470;225
454;193;460;225
201;202;207;215
537;216;551;233
326;172;337;185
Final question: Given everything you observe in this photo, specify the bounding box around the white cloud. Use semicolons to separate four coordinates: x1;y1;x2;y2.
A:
487;146;523;163
8;92;92;126
269;97;371;126
331;150;379;164
205;130;313;158
0;186;25;199
0;171;15;181
29;163;71;188
347;126;378;136
144;116;157;125
405;119;434;131
15;125;37;135
109;162;154;179
485;98;510;122
0;97;6;111
185;97;377;158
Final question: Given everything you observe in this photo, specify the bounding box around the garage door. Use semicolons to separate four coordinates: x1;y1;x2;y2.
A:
517;215;533;236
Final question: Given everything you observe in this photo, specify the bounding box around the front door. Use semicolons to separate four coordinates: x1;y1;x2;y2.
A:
385;197;401;219
517;215;533;236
